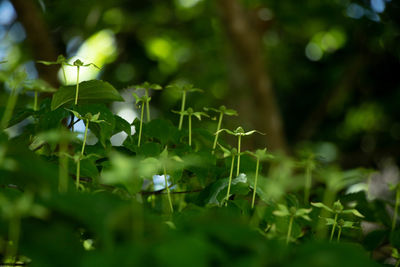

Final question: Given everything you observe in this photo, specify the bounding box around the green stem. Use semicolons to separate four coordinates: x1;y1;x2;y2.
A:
304;165;312;204
82;120;89;155
145;89;150;122
337;227;342;242
251;158;260;209
74;66;80;105
138;103;144;147
34;91;38;111
76;159;81;190
163;165;174;213
0;87;18;130
392;186;400;232
58;139;69;193
316;190;336;239
396;259;400;267
330;213;338;242
236;135;241;177
212;112;223;154
76;119;89;190
225;154;235;206
286;216;294;244
6;215;20;264
188;114;192;146
61;64;67;84
178;91;186;130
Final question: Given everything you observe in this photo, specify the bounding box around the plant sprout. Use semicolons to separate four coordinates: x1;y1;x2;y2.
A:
69;59;100;105
324;218;356;242
172;108;209;146
244;148;272;209
158;147;184;213
132;92;151;147
23;79;56;111
37;55;69;84
133;82;162;122
299;153;316;204
392;248;400;267
273;204;312;244
311;200;364;242
166;84;203;130
216;127;265;177
66;109;105;189
204;105;238;154
218;143;238;206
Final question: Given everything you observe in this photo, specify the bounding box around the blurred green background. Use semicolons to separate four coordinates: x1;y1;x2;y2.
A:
1;0;399;168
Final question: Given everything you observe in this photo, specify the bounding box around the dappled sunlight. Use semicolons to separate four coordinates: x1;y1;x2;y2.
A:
305;28;346;61
60;29;117;85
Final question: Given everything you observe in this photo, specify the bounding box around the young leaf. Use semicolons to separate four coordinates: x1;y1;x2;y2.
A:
311;202;334;213
342;209;365;218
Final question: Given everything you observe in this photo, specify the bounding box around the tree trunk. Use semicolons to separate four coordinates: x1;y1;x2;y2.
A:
217;0;287;153
11;0;59;87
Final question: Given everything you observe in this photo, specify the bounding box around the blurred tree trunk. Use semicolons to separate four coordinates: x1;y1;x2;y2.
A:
217;0;288;153
11;0;59;87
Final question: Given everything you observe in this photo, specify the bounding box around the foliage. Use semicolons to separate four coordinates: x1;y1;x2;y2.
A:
0;60;394;265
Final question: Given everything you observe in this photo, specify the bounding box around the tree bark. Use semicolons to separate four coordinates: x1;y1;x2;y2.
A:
11;0;59;87
217;0;288;153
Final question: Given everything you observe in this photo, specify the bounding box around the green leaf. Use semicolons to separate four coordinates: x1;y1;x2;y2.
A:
273;204;290;217
145;119;173;145
113;115;131;136
224;108;238;116
75;104;116;147
51;80;123;110
324;218;336;225
202;173;248;205
342;209;365;218
311;202;333;213
23;79;56;93
5;108;34;128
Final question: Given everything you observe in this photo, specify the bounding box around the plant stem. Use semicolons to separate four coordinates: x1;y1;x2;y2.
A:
212;112;223;154
138;103;144;147
286;216;294;244
163;165;173;213
304;165;312;204
0;87;18;130
74;66;80;105
77;119;89;190
188;114;192;146
34;91;38;111
61;64;67;84
251;158;260;209
396;259;400;267
5;215;20;264
392;186;400;232
178;91;186;130
82;119;89;155
76;159;81;190
225;154;235;206
58;138;69;193
236;135;241;177
330;213;338;242
337;227;342;242
145;89;150;122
